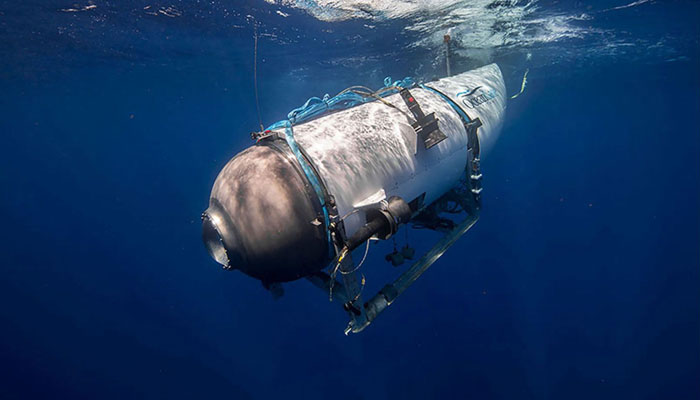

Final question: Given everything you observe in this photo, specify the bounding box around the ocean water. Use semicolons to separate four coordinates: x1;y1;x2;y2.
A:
1;1;699;399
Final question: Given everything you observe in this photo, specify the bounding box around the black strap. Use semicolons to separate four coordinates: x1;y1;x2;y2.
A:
400;88;426;120
399;88;447;149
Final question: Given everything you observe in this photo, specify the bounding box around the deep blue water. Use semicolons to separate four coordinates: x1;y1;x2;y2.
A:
1;1;699;399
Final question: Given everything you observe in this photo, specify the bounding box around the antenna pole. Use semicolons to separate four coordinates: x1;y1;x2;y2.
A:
444;34;451;77
253;23;264;132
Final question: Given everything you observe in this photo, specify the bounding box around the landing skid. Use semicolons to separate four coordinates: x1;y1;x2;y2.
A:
307;189;480;334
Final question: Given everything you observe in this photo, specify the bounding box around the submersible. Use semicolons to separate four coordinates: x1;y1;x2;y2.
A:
202;63;506;333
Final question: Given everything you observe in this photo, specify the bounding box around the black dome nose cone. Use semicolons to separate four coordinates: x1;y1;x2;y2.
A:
203;142;330;282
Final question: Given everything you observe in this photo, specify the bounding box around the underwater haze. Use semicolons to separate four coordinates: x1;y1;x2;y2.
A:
1;1;699;399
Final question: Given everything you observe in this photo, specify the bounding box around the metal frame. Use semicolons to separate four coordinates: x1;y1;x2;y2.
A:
307;204;479;334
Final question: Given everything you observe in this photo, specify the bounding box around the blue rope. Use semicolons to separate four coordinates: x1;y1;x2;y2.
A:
287;92;366;125
286;76;415;125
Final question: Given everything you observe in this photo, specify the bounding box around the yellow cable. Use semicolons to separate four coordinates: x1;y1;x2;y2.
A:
510;68;529;100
